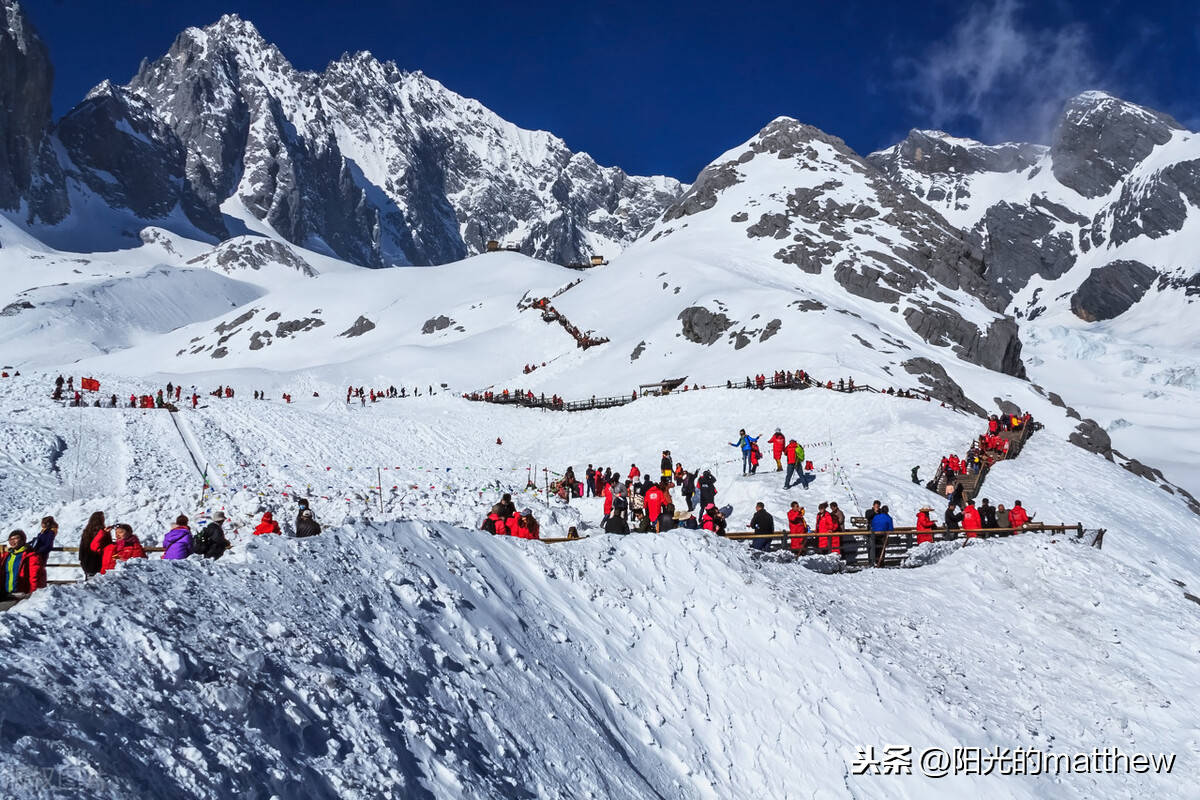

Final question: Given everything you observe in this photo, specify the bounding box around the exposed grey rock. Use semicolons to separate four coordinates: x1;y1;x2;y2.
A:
1108;159;1200;245
421;315;454;335
759;319;781;343
214;309;257;335
1051;92;1181;198
211;347;228;359
662;161;740;221
249;331;270;350
731;331;753;350
993;398;1022;418
901;358;986;417
1069;419;1114;460
978;202;1076;300
852;334;876;350
869;130;1043;179
773;238;839;274
789;298;827;312
630;340;646;361
746;213;790;239
833;262;903;304
1070;260;1157;322
677;306;734;346
274;318;324;338
339;316;376;338
730;212;748;223
903;303;1025;377
0;0;66;222
1;300;33;316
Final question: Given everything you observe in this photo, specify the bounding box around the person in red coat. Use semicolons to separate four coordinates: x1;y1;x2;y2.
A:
961;500;982;537
815;503;838;553
515;510;540;540
1007;501;1031;531
91;525;115;574
786;502;808;550
644;483;664;524
915;507;936;544
2;530;45;598
505;512;522;538
101;524;147;571
768;429;786;471
253;512;281;535
628;464;640;481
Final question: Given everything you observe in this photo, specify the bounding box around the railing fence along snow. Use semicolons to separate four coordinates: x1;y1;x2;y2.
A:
540;523;1107;568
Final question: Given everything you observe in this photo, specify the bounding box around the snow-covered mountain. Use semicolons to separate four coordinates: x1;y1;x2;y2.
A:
870;92;1200;495
2;7;682;266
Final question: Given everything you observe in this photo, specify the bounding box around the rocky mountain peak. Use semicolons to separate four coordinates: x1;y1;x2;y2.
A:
871;130;1044;178
1051;90;1184;198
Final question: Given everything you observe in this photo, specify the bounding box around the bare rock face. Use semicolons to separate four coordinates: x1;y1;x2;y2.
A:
977;202;1077;302
901;357;986;417
677;306;734;346
0;0;66;222
421;315;454;335
1069;261;1157;322
339;316;376;338
1051;92;1181;199
1068;419;1114;461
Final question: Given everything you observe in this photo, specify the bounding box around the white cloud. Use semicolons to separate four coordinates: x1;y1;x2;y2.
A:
902;0;1100;143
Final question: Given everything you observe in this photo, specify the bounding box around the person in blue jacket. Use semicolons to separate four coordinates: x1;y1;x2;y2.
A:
729;429;760;475
868;505;894;566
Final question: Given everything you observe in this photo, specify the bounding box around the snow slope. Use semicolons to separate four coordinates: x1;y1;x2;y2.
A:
0;384;1197;799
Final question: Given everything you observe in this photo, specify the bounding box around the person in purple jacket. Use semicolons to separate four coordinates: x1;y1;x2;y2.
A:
162;515;192;560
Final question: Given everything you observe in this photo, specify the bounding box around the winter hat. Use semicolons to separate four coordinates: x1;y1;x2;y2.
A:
522;508;532;516
211;511;226;523
775;428;781;433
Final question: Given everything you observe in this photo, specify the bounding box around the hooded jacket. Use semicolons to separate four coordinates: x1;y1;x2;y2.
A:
162;527;192;560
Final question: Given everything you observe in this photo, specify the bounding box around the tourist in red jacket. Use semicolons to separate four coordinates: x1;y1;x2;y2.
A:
768;430;786;471
101;524;147;571
1008;501;1031;531
961;501;982;537
644;483;664;524
91;525;115;574
786;502;808;550
915;507;936;544
253;512;281;535
515;510;540;540
815;503;839;552
2;530;44;598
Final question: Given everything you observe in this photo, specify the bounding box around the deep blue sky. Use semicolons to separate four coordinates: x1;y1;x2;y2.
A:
28;0;1200;181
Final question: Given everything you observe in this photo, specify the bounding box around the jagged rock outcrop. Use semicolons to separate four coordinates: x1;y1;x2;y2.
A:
186;237;317;277
1050;92;1182;199
0;0;66;222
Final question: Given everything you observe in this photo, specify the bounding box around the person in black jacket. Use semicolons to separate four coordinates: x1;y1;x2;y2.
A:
749;502;774;551
681;470;697;511
194;512;230;559
605;495;629;534
979;498;998;533
697;470;717;508
295;509;321;538
944;504;962;536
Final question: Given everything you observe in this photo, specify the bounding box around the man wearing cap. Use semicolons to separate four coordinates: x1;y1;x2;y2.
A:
194;512;230;559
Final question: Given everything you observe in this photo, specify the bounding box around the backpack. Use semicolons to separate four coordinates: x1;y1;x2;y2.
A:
481;516;496;534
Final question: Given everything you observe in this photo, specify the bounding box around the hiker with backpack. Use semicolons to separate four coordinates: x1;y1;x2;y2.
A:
194;512;230;559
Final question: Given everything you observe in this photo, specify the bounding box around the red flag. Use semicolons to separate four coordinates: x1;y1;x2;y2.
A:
80;377;100;392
